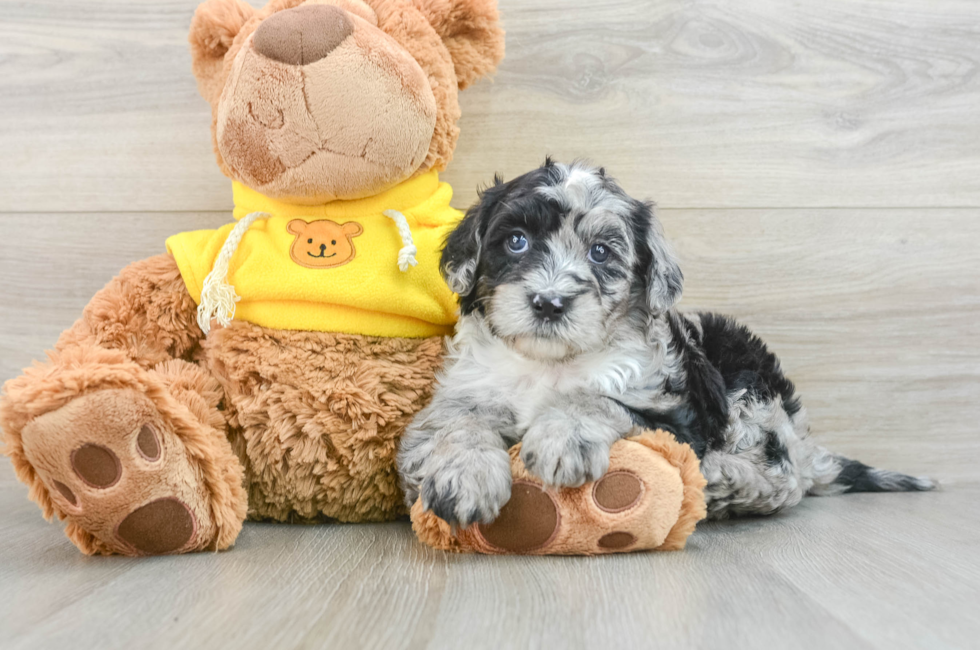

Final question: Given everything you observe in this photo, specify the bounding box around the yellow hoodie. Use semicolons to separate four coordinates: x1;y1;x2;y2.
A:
166;171;462;338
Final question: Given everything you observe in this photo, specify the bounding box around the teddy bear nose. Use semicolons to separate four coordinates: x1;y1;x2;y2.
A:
253;4;354;65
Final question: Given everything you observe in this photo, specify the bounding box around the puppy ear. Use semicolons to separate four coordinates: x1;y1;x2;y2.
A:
188;0;255;104
637;202;683;314
409;0;505;89
441;205;483;296
440;176;502;295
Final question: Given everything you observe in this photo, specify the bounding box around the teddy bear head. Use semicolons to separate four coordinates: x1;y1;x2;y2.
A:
189;0;503;205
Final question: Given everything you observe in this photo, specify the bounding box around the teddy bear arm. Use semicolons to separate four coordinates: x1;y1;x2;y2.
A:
2;253;206;438
54;253;204;368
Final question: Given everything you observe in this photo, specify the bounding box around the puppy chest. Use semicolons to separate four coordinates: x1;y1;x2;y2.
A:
484;367;606;432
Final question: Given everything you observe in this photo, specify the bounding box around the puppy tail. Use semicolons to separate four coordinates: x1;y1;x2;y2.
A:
809;450;937;496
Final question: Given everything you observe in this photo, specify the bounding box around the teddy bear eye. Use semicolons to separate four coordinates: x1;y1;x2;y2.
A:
307;238;313;244
331;240;336;245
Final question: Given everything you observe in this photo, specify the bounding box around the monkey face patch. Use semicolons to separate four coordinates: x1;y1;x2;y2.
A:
287;219;363;269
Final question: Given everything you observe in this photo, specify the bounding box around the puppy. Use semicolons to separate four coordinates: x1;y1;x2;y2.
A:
398;159;935;528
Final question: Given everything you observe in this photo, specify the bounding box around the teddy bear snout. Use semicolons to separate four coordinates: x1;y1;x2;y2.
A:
253;4;353;66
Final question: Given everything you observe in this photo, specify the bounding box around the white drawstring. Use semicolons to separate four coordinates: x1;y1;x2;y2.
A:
196;209;417;336
197;211;269;335
383;209;418;272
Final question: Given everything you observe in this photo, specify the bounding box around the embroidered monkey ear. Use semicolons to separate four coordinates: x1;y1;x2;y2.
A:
409;0;505;89
342;222;364;237
188;0;256;104
286;219;308;235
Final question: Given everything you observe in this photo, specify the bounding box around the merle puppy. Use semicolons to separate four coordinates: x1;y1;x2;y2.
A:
398;159;934;527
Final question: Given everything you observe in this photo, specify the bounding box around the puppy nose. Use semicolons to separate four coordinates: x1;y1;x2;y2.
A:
253;5;354;65
531;294;565;321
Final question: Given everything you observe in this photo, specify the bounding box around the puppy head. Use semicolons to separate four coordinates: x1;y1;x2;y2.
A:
442;159;683;361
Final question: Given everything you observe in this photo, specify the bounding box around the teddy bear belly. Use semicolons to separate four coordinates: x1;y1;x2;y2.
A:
200;320;445;523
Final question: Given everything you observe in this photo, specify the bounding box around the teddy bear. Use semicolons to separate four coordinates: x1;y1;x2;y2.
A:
0;0;505;556
1;0;709;558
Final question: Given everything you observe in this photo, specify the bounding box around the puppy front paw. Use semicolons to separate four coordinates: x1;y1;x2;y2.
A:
421;445;512;529
521;414;613;488
398;427;439;507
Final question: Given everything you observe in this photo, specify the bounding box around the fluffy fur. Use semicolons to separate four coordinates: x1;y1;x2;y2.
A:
0;272;247;554
0;253;445;554
0;0;502;556
203;315;445;523
399;160;936;526
189;0;504;200
410;429;708;554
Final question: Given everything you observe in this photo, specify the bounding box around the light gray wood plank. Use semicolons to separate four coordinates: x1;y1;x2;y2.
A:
664;209;980;483
454;0;980;209
0;467;143;640
757;492;980;650
2;0;980;212
2;458;977;650
2;0;978;648
0;211;231;380
2;209;976;483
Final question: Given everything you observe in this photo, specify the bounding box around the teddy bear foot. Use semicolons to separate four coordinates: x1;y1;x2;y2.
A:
411;430;708;555
20;389;222;555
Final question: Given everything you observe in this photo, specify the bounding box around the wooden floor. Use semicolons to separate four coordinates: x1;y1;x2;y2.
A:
1;0;979;648
1;462;977;650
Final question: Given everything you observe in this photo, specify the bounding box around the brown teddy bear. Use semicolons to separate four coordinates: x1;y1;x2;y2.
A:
0;0;504;556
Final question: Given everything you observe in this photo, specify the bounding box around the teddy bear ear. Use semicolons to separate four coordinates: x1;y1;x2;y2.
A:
188;0;256;102
409;0;505;90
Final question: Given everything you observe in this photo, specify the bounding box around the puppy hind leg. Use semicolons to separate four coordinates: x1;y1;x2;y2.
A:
700;449;808;518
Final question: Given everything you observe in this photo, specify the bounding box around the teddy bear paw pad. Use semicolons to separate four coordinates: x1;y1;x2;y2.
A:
19;389;215;555
116;498;197;555
71;443;122;488
464;469;653;555
476;481;560;552
592;471;643;512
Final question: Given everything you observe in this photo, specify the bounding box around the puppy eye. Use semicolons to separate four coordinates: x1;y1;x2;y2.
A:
588;243;610;264
506;232;529;254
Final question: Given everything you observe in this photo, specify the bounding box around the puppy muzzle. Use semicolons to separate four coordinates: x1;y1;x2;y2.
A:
530;293;570;322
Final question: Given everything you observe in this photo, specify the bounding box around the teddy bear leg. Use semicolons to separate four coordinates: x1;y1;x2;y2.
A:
411;430;708;555
0;254;247;555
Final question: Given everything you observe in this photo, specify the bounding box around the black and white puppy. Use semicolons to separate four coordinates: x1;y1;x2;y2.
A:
398;159;935;528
